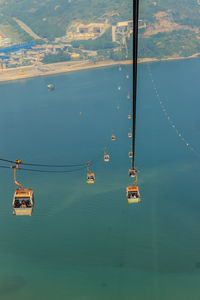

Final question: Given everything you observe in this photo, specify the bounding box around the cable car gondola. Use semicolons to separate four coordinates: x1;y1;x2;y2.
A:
87;162;95;184
128;113;131;119
129;168;136;178
12;161;34;216
126;184;140;203
129;151;133;158
126;170;140;203
104;148;110;162
128;129;132;138
111;131;116;141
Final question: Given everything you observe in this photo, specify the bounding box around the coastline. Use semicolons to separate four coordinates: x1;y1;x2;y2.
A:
0;52;199;83
138;52;200;64
0;59;132;83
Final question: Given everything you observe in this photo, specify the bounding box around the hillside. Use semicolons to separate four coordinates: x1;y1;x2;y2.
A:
0;0;133;41
0;0;199;60
139;0;200;58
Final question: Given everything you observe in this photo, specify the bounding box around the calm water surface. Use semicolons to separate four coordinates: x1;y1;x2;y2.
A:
0;60;200;299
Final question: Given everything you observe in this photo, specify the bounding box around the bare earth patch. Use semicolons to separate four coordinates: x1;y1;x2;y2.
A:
143;11;199;36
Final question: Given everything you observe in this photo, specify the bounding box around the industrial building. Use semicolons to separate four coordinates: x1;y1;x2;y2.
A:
66;22;109;40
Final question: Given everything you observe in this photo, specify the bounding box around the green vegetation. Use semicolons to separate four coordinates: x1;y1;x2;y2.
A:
139;30;200;59
140;0;200;27
42;50;71;64
9;18;34;42
0;0;199;60
0;0;133;41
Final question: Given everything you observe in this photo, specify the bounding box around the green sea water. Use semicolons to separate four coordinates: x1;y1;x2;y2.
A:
0;60;200;299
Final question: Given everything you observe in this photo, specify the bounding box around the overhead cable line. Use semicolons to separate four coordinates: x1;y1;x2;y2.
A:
132;0;139;170
0;157;87;168
0;164;85;173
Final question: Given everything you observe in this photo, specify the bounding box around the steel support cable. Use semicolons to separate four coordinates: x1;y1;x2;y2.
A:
132;0;139;170
21;161;87;168
0;164;85;173
0;157;87;168
0;158;16;164
0;139;112;171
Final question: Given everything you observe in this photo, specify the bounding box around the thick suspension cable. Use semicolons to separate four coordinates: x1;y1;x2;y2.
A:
0;157;87;168
132;0;139;170
0;164;85;173
21;161;87;168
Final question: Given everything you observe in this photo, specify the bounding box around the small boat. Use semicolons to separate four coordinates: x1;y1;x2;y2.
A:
126;74;129;79
47;84;55;91
118;85;121;90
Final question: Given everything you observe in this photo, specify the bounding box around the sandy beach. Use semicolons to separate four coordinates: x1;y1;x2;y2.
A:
138;52;200;64
0;53;199;83
0;59;133;83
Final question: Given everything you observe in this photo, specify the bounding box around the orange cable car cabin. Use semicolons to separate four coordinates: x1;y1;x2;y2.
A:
13;188;34;216
86;162;95;184
126;184;140;204
111;134;116;141
12;162;34;216
87;172;95;184
104;148;110;162
104;154;110;162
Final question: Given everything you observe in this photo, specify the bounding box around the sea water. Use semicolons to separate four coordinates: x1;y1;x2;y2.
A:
0;60;200;299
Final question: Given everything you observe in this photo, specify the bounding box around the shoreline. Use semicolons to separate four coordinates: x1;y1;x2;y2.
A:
0;53;199;83
138;52;200;64
0;59;132;83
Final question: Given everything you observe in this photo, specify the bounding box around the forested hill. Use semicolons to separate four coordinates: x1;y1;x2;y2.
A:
0;0;199;59
0;0;132;40
139;0;200;58
140;0;200;27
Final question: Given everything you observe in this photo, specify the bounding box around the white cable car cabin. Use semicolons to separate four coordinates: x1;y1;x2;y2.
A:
12;164;34;216
128;114;131;119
